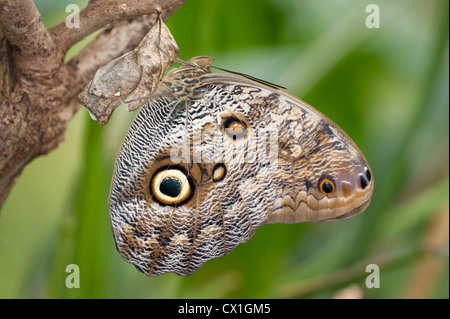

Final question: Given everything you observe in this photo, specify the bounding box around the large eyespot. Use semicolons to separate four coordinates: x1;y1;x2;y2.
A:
222;115;249;141
318;176;335;195
151;168;193;205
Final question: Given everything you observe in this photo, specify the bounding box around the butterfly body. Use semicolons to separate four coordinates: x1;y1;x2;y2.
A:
109;56;373;276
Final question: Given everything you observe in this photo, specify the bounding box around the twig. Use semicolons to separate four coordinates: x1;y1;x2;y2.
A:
50;0;185;54
0;0;187;209
0;0;61;76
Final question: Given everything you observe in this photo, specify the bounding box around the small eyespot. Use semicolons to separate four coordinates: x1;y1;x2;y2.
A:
318;176;335;195
222;116;249;141
212;163;227;182
151;168;192;205
359;173;368;190
364;166;372;182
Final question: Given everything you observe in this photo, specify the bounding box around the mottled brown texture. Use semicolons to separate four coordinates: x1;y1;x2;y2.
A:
109;57;374;276
0;0;187;209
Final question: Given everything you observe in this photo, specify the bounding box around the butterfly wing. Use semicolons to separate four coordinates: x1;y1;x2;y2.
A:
109;59;373;276
200;73;373;223
109;92;271;276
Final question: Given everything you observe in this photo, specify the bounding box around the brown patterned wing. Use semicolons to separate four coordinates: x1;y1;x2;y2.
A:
108;92;269;276
108;57;373;277
200;73;374;224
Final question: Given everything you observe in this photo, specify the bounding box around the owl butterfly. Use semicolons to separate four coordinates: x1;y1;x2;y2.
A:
109;56;374;276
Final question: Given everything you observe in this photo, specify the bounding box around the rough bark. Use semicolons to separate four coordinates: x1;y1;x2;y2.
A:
0;0;187;209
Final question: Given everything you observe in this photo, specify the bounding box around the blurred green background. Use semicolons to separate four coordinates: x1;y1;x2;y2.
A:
0;0;448;299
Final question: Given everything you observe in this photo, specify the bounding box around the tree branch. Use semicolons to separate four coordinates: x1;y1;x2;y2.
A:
50;0;184;54
0;0;187;210
0;0;61;77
